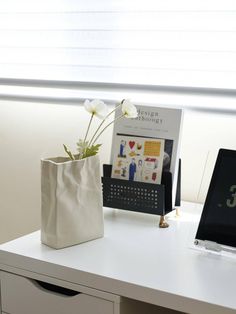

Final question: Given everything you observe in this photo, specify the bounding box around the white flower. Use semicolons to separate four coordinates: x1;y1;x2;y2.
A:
84;99;108;119
121;99;138;118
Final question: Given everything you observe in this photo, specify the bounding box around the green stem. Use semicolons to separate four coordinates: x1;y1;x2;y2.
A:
88;101;123;147
91;114;125;145
88;119;106;147
83;113;94;144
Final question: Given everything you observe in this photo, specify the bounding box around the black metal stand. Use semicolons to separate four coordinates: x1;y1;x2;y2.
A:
102;160;181;227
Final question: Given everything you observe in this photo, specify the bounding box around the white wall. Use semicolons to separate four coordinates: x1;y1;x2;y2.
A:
181;110;236;202
0;100;236;243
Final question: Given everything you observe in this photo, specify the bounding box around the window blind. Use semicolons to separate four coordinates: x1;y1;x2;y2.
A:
1;0;236;89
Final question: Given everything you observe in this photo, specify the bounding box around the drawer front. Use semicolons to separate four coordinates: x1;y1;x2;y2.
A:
1;272;114;314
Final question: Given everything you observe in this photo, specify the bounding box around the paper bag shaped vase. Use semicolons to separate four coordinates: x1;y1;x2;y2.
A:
41;154;104;249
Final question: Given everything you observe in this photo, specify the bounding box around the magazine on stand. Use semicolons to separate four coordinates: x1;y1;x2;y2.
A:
111;104;183;208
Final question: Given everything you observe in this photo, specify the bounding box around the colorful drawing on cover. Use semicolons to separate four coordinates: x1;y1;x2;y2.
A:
111;135;165;184
119;139;126;157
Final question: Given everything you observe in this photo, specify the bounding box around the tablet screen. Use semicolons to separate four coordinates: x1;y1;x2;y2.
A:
196;149;236;248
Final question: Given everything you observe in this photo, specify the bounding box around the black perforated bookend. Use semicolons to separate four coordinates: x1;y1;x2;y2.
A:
102;160;181;216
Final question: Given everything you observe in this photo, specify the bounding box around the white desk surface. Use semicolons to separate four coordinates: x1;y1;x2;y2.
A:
0;202;236;314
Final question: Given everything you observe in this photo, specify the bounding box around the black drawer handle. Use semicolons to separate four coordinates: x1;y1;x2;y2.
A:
35;280;80;296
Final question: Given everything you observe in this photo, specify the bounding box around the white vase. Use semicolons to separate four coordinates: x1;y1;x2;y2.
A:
41;154;104;249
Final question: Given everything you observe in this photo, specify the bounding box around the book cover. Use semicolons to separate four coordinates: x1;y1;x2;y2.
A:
111;104;183;207
111;135;165;184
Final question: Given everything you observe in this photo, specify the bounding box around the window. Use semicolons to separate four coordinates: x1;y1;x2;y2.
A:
1;0;236;90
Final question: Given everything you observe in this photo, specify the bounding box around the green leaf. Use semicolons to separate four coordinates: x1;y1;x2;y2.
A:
82;144;102;159
76;140;101;159
63;144;75;160
76;139;89;155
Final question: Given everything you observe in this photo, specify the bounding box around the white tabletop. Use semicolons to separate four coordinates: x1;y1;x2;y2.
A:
0;202;236;314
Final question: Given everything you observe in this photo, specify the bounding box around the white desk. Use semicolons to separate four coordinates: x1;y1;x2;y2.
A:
0;202;236;314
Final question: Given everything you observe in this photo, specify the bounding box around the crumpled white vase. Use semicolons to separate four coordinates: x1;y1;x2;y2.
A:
41;154;104;249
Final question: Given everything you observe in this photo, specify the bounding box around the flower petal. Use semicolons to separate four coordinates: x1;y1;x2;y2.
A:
121;99;138;118
84;99;108;118
90;99;108;119
84;99;93;114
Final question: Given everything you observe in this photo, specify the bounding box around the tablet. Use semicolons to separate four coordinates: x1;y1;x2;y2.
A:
195;149;236;248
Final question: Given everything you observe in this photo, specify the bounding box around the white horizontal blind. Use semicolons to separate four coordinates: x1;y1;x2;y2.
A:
1;0;236;89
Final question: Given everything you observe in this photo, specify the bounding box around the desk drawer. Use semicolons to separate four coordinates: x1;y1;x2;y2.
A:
1;272;114;314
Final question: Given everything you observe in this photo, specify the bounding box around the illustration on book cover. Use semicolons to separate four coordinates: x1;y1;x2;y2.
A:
112;134;164;184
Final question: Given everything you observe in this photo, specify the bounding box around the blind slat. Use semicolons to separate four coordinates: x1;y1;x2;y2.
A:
1;12;236;31
1;0;236;12
1;30;236;53
2;64;236;89
1;48;236;72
